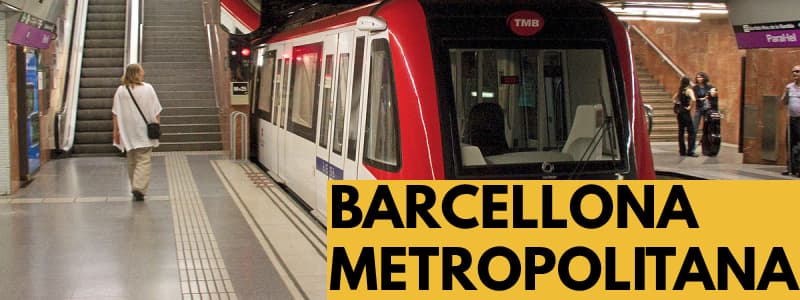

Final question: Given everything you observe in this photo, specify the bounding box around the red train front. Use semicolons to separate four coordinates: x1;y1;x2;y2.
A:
249;0;655;221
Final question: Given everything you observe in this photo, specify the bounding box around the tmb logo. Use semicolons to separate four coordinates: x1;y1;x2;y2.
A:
507;10;544;37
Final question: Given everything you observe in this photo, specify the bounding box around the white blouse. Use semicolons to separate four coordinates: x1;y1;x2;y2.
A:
112;83;163;151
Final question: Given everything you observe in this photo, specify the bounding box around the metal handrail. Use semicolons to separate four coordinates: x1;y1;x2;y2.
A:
58;0;90;151
629;24;685;78
125;0;143;64
230;111;248;160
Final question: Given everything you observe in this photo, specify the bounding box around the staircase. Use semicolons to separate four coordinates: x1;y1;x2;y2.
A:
142;0;222;151
637;64;677;143
73;0;126;155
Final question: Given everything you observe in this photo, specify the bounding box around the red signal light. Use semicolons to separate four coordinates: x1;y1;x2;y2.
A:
241;48;251;57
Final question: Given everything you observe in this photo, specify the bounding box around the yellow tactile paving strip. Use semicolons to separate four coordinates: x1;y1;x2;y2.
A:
166;152;239;300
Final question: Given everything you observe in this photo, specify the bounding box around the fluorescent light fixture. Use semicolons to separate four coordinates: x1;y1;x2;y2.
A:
604;1;727;23
618;16;701;23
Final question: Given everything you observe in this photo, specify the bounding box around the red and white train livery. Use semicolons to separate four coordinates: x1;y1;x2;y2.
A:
247;0;655;221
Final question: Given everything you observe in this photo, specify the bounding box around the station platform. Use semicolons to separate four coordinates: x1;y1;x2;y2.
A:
0;145;795;299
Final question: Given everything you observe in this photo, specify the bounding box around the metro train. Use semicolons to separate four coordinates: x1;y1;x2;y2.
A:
246;0;655;221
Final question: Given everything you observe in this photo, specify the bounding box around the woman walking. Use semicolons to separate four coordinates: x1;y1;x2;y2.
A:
675;76;698;157
112;64;162;201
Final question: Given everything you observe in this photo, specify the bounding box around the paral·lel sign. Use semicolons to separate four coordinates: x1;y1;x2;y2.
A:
733;21;800;49
727;0;800;49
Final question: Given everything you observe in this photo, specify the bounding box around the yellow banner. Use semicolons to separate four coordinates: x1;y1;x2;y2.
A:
327;181;800;299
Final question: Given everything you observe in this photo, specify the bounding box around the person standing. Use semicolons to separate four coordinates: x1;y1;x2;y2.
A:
692;72;719;154
675;76;698;157
781;65;800;176
112;64;162;201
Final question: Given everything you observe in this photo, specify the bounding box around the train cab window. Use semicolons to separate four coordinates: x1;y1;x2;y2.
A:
319;55;335;149
363;39;400;171
289;43;323;142
449;47;622;176
256;50;276;121
333;53;350;155
347;37;366;161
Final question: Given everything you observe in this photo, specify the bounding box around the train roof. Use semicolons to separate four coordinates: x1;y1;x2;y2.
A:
254;0;611;45
256;1;379;44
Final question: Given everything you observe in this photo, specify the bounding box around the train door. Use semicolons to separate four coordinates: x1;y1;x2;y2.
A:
254;48;276;168
271;45;291;182
342;34;367;179
314;32;355;220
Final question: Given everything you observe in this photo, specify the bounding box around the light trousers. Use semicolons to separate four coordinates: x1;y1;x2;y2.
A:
127;147;153;193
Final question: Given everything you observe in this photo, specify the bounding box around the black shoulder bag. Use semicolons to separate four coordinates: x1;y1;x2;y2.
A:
126;86;161;139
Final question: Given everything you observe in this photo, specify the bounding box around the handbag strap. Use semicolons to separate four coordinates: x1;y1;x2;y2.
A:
125;85;150;125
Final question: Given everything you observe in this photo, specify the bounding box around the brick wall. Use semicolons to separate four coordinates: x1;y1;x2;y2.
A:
629;18;745;145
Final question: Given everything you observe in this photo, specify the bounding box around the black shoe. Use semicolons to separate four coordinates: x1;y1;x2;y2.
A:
132;191;144;201
687;153;699;157
782;171;793;176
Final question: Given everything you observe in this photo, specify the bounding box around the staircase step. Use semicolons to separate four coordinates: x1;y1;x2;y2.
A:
143;62;213;71
144;54;209;63
140;68;211;77
72;144;120;155
143;30;206;38
77;109;113;121
85;39;125;48
88;5;126;13
86;21;126;31
162;107;219;116
83;48;125;58
161;123;220;133
143;13;204;21
79;87;118;98
160;99;217;107
80;78;121;88
85;29;126;39
155;142;223;152
76;120;113;132
158;90;215;100
143;21;203;27
160;132;222;143
82;57;124;68
82;67;123;78
151;83;214;92
75;132;113;144
89;0;126;5
88;13;126;22
162;115;220;124
78;98;114;109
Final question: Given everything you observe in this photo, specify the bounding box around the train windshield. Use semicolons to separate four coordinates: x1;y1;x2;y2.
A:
448;47;625;177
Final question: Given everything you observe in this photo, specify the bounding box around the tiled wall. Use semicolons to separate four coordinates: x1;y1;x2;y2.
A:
742;49;800;164
629;19;746;146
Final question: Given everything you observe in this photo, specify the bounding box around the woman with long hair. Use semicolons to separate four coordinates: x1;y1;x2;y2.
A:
675;76;698;157
692;71;719;155
112;64;162;201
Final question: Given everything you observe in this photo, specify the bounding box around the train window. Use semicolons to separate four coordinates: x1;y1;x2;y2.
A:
288;43;322;142
449;47;621;174
347;37;365;161
256;50;276;121
332;53;350;155
363;39;400;171
319;54;335;149
250;49;262;115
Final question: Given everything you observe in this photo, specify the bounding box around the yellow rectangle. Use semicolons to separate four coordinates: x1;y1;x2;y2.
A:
328;180;800;299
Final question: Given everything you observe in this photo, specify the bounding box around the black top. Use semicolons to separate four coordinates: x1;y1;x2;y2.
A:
693;84;718;111
678;87;693;109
